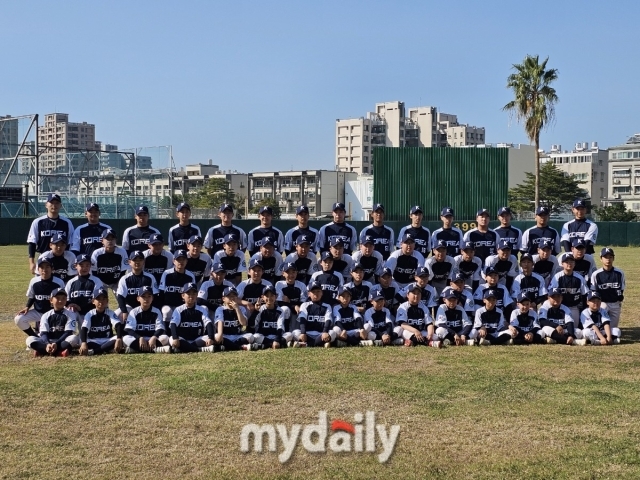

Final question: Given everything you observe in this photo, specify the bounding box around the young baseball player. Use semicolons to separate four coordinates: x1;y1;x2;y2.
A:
484;239;519;291
332;287;367;347
65;254;104;320
142;234;174;286
470;290;512;346
253;285;292;349
395;283;440;347
434;289;472;346
351;235;384;283
328;239;355;283
159;250;197;330
27;192;75;274
281;234;319;284
204;203;248;257
396;205;431;258
560;239;596;287
510;254;548;307
431;207;464;257
237;259;272;331
521;206;561;255
590;247;625;329
170;283;218;353
316;202;358;254
121;205;161;256
580;291;621;345
532;240;561;287
212;233;247;286
276;262;308;333
363;287;396;346
115;251;159;322
376;267;403;316
359;203;395;260
452;240;483;291
441;275;475;319
71;202;112;256
309;252;343;306
385;233;425;289
284;205;318;255
27;288;79;357
15;257;66;337
247;206;285;256
123;286;171;353
473;266;515;320
91;229;129;293
213;286;253;350
425;239;455;296
37;232;76;283
549;254;588;324
249;237;283;285
561;199;598;254
343;264;374;314
538;287;583;345
463;208;498;262
292;281;336;347
185;235;212;285
197;262;234;312
493;206;522;254
509;293;544;344
78;287;123;355
168;202;202;252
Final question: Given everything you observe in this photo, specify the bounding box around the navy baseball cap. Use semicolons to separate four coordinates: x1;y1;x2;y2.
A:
401;232;416;243
249;258;263;269
369;287;384;301
148;233;164;245
50;232;67;244
135;205;149;215
451;272;466;282
262;285;276;295
176;202;191;212
173;249;188;259
332;202;346;211
351;263;364;272
410;205;423;215
440;207;454;217
282;262;297;271
573;199;587;208
337;286;352;297
434;239;447;250
461;240;475;250
572;238;586;249
442;289;458;300
211;262;225;273
476;208;490;217
548;287;563;296
538;239;553;249
519;253;534;263
85;202;100;212
50;287;67;298
406;282;423;293
361;235;374;245
483;289;497;299
261;236;275;247
497;206;511;216
296;205;309;215
600;247;615;257
308;281;323;291
561;253;575;263
516;292;531;303
259;206;273;215
372;203;385;212
219;203;233;213
75;253;92;264
380;267;392;277
223;233;238;244
535;206;550;216
330;238;344;248
129;251;145;261
222;286;238;297
188;235;203;244
101;229;117;239
415;266;430;277
47;193;62;203
320;251;333;261
36;257;52;267
138;286;154;296
484;266;498;276
92;287;109;299
587;290;601;301
294;234;311;245
181;282;198;294
498;239;511;250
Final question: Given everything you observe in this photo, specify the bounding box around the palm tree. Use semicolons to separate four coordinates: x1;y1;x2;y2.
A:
503;55;558;210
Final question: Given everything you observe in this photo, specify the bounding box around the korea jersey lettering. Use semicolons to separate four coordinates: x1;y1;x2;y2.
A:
65;274;104;315
159;268;196;306
385;251;425;286
185;253;212;284
121;225;161;256
27;215;75;255
250;253;282;284
317;222;358;253
452;255;483;289
284;226;319;255
237;279;273;305
532;254;560;285
254;305;286;339
509;310;541;334
276;280;308;310
212;250;246;279
425;256;455;289
82;308;119;340
473;284;513;309
549;272;588;307
557;254;596;285
435;304;472;335
538;301;574;334
197;279;235;310
493;225;523;254
125;306;165;336
561;218;598;254
351;251;384;282
473;307;506;336
580;308;610;331
396;225;431;257
143;250;174;284
26;276;66;313
167;223;202;252
590;268;625;303
309;271;343;306
71;222;112;255
521;226;561;255
170;305;212;340
247;226;285;256
281;252;318;284
430;227;464;257
214;305;249;336
116;271;158;308
333;305;363;331
396;302;433;329
364;308;393;336
37;251;77;282
91;247;129;286
298;301;333;334
510;272;547;305
343;281;374;309
359;224;395;260
204;224;248;255
463;229;498;262
39;308;76;341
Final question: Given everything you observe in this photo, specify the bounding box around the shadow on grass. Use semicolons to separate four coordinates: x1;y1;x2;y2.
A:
623;326;640;343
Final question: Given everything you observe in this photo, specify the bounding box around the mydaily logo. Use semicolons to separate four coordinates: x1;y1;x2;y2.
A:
240;411;399;463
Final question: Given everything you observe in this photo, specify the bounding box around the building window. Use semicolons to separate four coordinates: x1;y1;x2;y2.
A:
601;172;605;182
363;167;369;173
363;156;368;163
364;125;369;131
363;146;368;152
363;135;368;141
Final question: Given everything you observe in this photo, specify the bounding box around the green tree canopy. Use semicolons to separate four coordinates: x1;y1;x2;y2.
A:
508;161;588;215
188;178;235;210
593;203;638;222
250;197;281;219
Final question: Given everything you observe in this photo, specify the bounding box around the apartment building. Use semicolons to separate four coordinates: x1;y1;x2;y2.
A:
608;134;640;212
0;115;19;158
37;113;97;172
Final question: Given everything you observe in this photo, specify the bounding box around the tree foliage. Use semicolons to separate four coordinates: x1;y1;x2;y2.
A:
187;178;235;210
508;161;588;215
250;197;281;219
593;203;638;222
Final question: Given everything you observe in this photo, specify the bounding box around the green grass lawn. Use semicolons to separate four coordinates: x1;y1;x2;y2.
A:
1;245;639;480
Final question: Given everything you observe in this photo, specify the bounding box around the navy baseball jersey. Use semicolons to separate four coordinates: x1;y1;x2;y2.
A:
463;229;498;262
167;223;202;252
431;227;464;257
247;226;285;256
561;219;598;254
281;252;319;284
317;222;358;253
396;225;431;257
521;226;561;255
333;305;364;331
298;301;333;334
359;225;395;260
254;305;286;339
185;253;212;284
159;269;196;307
473;307;506;335
197;279;235;310
91;247;129;286
212;250;246;280
284;226;319;255
396;302;433;330
26;276;66;313
39;308;76;342
71;222;112;256
435;304;472;336
493;225;523;254
81;308;119;340
549;272;588;308
65;274;104;315
170;305;213;340
214;305;250;336
363;307;393;337
308;271;343;306
143;250;174;285
590;268;625;303
510;272;548;305
121;225;161;256
385;251;425;287
116;271;158;309
27;215;75;255
125;306;165;337
204;224;248;255
37;251;76;282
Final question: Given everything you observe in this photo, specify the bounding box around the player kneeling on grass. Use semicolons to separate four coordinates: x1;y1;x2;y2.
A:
170;283;218;353
332;287;368;347
253;285;292;349
470;290;512;346
538;287;585;345
292;281;336;348
580;290;621;345
363;287;395;346
123;286;170;353
509;293;544;345
213;286;254;351
395;283;441;348
434;289;472;346
28;288;79;357
79;287;123;355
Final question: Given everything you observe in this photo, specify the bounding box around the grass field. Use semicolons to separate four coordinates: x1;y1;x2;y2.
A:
1;245;639;480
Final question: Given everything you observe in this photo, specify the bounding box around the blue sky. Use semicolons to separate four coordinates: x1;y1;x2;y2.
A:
2;0;636;171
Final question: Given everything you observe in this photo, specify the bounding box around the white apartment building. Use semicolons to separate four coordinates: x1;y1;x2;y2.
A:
336;101;485;174
608;134;640;212
540;142;609;207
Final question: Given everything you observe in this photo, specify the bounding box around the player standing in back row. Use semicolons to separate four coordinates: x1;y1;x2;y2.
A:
359;203;395;260
284;205;318;255
396;206;431;258
121;205;161;256
431;207;464;257
204;204;248;257
247;206;285;256
493;207;522;254
561;199;598;254
316;202;358;253
463;208;498;262
70;203;112;256
168;202;202;253
521;206;561;255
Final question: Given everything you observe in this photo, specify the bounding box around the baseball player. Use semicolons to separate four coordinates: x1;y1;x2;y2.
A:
452;241;483;291
328;239;355;283
292;281;336;348
590;247;625;329
493;207;522;254
121;205;161;256
275;262;308;332
509;293;544;344
316;202;358;253
332;287;367;347
170;283;218;353
561;199;598;254
123;286;170;353
363;287;396;346
484;239;520;290
359;203;395;260
559;239;596;286
396;205;431;258
168;202;202;252
213;286;254;350
27;192;75;274
385;233;425;289
376;267;403;316
532;240;561;286
538;287;583;345
91;229;129;293
401;267;439;315
343;264;375;314
15;257;65;337
395;283;440;348
280;235;319;284
431;207;464;257
27;288;79;357
284;205;319;255
521;206;561;255
159;250;196;330
65;254;104;320
463;208;498;262
197;262;234;312
308;252;343;306
249;237;283;285
253;285;292;349
473;266;515;320
510;254;548;307
580;291;621;345
204;203;248;256
78;287;123;355
37;232;76;282
549;254;588;324
247;206;285;256
425;239;455;296
237;259;272;331
185;235;212;285
115;251;159;322
441;276;476;319
212;233;247;286
351;235;384;283
70;202;112;256
470;289;512;346
143;234;174;285
434;289;472;346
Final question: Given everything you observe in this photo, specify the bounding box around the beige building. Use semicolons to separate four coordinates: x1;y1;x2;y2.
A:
607;134;640;212
540;142;609;206
37;113;97;172
336;101;485;174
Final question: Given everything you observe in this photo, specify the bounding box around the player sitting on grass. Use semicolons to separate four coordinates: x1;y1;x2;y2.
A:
402;266;438;315
474;266;515;320
38;232;76;283
434;289;472;346
79;287;123;356
170;283;218;353
292;281;336;348
580;290;621;345
470;289;512;346
549;254;588;324
332;287;367;347
395;283;440;348
363;287;396;346
212;233;246;286
213;286;253;351
65;253;104;321
197;262;234;312
123;286;170;353
509;293;544;345
538;287;585;345
159;250;196;331
275;262;307;332
27;288;79;357
15;257;65;337
237;259;272;331
253;285;292;349
443;274;476;319
115;251;158;322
